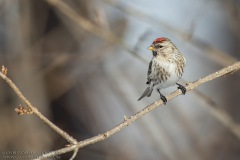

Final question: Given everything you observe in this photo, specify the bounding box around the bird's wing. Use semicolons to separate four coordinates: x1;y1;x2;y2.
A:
138;60;154;101
146;60;152;84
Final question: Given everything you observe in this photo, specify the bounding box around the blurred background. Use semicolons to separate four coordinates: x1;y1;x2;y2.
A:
0;0;240;159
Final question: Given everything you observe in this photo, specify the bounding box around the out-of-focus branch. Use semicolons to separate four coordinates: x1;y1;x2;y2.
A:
223;0;240;38
44;0;240;139
0;67;77;145
102;0;238;66
193;89;240;140
35;61;240;159
45;0;146;63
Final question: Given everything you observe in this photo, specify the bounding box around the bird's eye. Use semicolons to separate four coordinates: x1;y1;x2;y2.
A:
156;45;163;48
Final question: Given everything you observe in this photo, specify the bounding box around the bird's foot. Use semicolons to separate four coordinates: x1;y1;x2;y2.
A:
157;89;167;105
160;94;167;105
176;83;186;95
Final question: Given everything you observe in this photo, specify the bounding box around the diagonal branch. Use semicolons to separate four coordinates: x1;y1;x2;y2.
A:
35;61;240;159
0;68;77;145
45;0;240;140
44;0;240;140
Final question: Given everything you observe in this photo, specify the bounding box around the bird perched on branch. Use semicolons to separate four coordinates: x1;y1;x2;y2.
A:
138;37;186;104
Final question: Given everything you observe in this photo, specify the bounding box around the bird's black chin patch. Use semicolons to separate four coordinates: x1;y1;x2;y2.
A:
152;51;157;57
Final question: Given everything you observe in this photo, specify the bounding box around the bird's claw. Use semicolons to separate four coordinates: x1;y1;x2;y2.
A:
160;95;167;105
157;89;167;105
176;83;186;95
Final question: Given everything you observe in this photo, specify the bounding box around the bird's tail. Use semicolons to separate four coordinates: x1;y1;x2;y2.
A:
138;87;153;101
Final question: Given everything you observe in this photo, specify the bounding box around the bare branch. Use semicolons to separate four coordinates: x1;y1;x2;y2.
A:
0;66;77;145
35;61;240;159
69;148;78;160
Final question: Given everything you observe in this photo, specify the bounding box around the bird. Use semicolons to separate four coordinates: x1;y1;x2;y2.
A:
138;37;186;104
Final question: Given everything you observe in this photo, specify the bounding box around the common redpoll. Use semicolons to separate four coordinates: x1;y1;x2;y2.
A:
138;37;186;104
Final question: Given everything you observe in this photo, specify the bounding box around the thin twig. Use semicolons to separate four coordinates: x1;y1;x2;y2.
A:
1;1;239;158
69;148;78;160
35;61;240;159
0;69;77;145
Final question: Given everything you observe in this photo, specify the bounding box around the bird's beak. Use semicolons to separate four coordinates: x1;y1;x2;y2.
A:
148;45;155;51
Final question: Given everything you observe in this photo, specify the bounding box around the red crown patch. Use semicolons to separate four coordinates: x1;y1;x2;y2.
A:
153;37;167;43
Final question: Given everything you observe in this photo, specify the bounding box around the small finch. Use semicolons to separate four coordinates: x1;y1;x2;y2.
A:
138;37;186;104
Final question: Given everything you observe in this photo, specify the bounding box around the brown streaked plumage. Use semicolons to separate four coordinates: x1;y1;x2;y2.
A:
138;37;186;104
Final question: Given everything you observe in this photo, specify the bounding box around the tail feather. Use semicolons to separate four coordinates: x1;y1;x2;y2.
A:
146;88;153;97
138;87;153;101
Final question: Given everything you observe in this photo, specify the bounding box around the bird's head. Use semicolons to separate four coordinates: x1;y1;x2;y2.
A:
148;37;172;56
